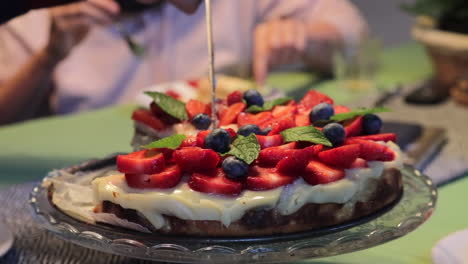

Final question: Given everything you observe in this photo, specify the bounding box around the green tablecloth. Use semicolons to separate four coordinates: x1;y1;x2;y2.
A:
0;43;465;263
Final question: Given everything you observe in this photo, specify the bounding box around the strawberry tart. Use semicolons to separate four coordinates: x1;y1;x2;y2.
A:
50;90;404;237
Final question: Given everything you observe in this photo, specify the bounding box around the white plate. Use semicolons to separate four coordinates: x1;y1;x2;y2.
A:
0;222;13;257
432;229;468;264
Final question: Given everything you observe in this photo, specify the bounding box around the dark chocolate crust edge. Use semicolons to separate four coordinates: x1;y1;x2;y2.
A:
93;168;403;237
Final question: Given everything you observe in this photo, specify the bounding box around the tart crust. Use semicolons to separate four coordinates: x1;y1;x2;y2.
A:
92;168;402;237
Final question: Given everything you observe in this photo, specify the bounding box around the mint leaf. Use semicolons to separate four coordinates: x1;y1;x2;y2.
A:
330;107;391;122
280;126;332;147
142;134;187;150
246;97;293;113
223;134;260;164
144;91;188;121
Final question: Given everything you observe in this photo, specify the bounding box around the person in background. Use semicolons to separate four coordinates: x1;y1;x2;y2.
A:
0;0;83;23
0;0;367;125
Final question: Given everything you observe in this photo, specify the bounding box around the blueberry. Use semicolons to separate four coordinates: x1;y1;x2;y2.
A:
191;113;212;130
205;128;231;153
323;123;345;146
309;103;334;123
238;124;263;136
362;114;382;135
243;89;264;107
222;156;249;181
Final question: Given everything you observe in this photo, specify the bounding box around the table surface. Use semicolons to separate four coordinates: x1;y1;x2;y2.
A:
1;43;467;264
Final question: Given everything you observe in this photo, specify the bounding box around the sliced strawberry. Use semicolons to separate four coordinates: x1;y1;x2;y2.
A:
276;145;322;175
295;113;311;127
297;90;334;113
117;149;166;174
303;160;345;185
125;165;182;189
344;116;363;137
132;109;167;131
196;130;210;147
350;158;368;168
225;128;237;138
165;90;181;99
245;166;296;191
348;133;397;142
173;147;220;173
227;90;243;106
181;136;198;147
318;144;360;168
333;105;351;114
216;103;228;118
219;102;246;126
272;104;297;118
187;79;200;89
349;139;395;161
188;168;242;196
237;111;273;129
346;139;395;161
256;135;284;149
268;114;295;135
185;99;211;120
257;142;297;166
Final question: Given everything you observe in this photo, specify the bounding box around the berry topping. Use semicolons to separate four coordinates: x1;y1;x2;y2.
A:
344;116;363;137
294;113;311;127
256;134;284;149
243;89;264;107
196;130;210;147
222;156;249;181
219;102;246;126
185;99;211;120
333;105;351;114
188;168;242;196
272;104;297;118
362;114;383;135
245;166;296;191
303;160;345;185
191;113;212;130
117;150;166;175
348;133;396;142
346;139;395;161
227;90;243;106
318;144;360;168
297;90;334;113
257;142;296;166
309;103;334;122
132;109;167;131
205;128;231;153
322;123;346;146
237;111;273;129
173;147;220;173
180;136;198;147
276;145;322;175
238;124;263;137
268;115;295;135
125;165;182;189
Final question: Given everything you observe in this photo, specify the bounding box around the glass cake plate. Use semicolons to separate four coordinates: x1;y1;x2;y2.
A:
29;156;437;264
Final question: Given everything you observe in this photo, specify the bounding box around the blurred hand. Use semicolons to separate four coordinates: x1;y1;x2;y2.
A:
253;19;307;85
47;0;120;60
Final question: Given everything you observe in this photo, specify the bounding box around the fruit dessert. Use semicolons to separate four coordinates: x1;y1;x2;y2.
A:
84;89;403;236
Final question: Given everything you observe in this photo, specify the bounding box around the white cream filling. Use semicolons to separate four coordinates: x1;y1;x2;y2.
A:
92;141;403;229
